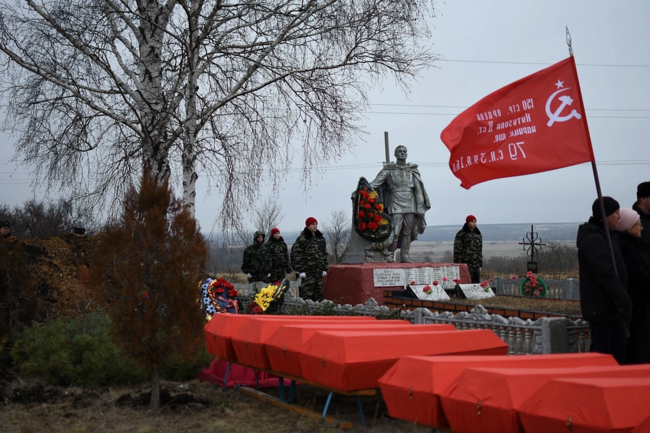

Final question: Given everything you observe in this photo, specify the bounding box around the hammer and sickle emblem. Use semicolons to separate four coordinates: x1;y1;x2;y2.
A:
545;87;582;127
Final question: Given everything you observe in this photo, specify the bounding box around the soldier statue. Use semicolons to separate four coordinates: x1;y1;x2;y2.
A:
368;145;430;263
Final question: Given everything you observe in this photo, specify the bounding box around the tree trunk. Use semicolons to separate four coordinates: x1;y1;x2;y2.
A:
150;366;160;411
181;0;200;217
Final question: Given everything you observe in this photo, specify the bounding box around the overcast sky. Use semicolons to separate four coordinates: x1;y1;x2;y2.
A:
1;0;649;236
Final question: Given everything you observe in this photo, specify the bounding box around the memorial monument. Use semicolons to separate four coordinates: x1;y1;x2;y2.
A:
347;145;431;263
323;143;470;306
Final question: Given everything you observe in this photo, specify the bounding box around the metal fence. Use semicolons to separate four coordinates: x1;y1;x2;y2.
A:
234;286;591;355
491;276;581;300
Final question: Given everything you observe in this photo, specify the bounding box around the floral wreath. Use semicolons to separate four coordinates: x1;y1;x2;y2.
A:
520;271;547;298
199;277;239;320
247;280;291;314
353;177;392;242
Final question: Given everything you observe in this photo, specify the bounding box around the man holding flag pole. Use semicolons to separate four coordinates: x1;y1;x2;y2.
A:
440;29;631;361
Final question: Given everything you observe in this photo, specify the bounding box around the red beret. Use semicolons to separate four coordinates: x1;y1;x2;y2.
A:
271;228;280;235
466;215;477;223
305;217;318;227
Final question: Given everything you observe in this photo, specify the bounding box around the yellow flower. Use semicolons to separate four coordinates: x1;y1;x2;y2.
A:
369;191;377;199
380;218;389;225
254;284;278;312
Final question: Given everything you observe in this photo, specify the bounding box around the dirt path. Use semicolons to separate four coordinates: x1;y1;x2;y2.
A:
0;379;430;433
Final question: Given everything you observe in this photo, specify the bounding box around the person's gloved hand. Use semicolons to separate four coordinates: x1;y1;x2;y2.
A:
322;271;327;277
299;272;306;279
267;273;271;277
246;273;252;278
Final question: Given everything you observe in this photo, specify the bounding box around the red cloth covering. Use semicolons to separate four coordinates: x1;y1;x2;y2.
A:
519;377;650;433
204;314;255;361
266;322;454;377
230;316;375;370
442;365;650;433
378;353;617;429
196;358;290;389
204;314;373;363
298;329;508;392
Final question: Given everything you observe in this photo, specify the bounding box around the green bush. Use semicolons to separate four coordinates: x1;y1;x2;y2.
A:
11;312;212;387
12;313;148;387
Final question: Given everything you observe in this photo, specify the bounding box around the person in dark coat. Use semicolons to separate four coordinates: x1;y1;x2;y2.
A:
615;208;650;364
241;231;271;283
453;215;483;283
266;227;292;284
577;197;632;364
632;181;650;256
291;217;328;302
0;220;11;239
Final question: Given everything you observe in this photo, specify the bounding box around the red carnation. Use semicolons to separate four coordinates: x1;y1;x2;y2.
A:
215;287;225;294
364;203;371;209
375;204;382;210
368;212;374;219
374;215;382;223
358;200;365;206
228;289;238;298
359;222;367;231
367;197;376;204
357;211;365;219
432;280;439;286
368;222;378;230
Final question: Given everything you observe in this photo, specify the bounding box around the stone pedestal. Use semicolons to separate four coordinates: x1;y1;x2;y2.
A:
323;262;471;306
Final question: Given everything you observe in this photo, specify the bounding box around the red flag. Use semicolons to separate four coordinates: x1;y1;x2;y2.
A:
440;57;594;189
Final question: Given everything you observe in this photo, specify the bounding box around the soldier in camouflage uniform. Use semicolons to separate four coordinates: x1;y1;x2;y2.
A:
266;227;292;284
241;231;271;283
291;217;329;301
453;215;483;283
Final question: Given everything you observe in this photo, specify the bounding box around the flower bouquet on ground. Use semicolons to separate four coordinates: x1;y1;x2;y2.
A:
199;277;240;320
521;271;547;298
246;279;291;314
353;177;392;242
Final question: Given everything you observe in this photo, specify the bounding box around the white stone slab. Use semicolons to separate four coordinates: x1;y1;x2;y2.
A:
373;268;405;287
403;266;460;289
459;284;495;300
410;284;451;301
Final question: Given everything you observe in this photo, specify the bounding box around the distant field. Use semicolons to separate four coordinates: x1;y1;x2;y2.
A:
408;240;575;261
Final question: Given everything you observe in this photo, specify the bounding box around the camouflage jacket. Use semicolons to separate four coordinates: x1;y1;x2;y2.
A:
241;231;271;281
290;228;328;275
453;224;483;270
266;235;292;281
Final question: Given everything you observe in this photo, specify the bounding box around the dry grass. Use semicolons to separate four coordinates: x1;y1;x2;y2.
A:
0;378;429;433
454;297;582;317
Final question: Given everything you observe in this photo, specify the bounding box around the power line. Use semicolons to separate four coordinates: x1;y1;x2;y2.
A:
369;103;650;112
362;110;650;119
441;59;650;68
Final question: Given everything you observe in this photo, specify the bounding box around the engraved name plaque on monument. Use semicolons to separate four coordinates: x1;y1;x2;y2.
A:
458;284;495;300
410;284;451;301
372;269;406;287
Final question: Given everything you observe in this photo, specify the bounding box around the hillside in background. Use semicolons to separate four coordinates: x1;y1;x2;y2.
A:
416;223;580;242
260;223;580;245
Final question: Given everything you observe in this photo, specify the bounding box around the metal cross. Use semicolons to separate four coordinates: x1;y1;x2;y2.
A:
518;225;546;262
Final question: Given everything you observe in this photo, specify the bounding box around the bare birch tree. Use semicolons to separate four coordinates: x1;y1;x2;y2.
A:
323;209;351;264
0;0;438;229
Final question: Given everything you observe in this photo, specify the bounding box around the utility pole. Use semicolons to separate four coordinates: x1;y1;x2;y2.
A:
384;131;390;164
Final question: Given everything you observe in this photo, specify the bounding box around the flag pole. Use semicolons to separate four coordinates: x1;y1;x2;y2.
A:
566;27;619;277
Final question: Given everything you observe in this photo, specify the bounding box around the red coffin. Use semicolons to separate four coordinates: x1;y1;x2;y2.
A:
266;322;455;378
204;314;257;361
231;316;376;370
204;314;373;362
519;377;650;433
299;329;508;392
442;365;650;433
378;353;617;429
